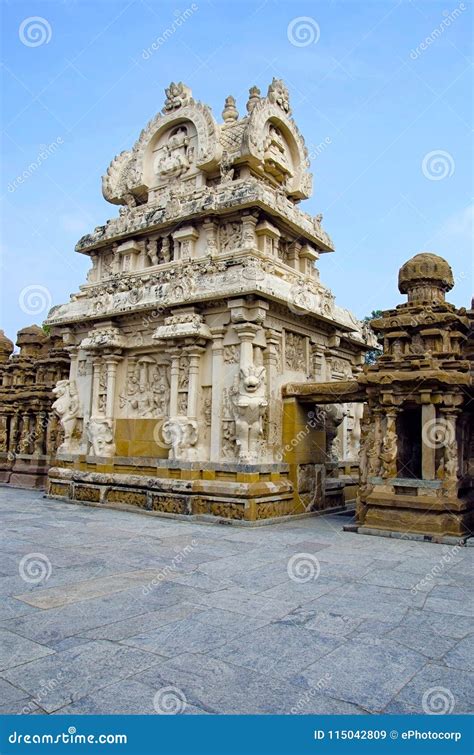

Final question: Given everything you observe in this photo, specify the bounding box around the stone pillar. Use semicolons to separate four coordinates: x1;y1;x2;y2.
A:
91;358;102;418
210;328;225;462
439;408;459;497
0;415;8;452
203;218;218;257
169;351;180;416
301;245;319;278
421;403;436;480
105;357;120;420
8;412;19;455
287;241;301;270
172;226;199;261
255;220;280;258
185;346;204;420
234;323;259;371
33;411;47;455
264;329;281;458
241;212;258;250
19;413;31;453
380;408;398;479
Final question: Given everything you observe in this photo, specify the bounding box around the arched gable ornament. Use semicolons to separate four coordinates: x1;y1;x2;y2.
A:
102;83;221;206
242;98;312;200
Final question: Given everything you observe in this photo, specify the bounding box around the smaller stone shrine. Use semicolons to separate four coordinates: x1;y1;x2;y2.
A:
284;252;473;539
0;326;70;488
356;253;473;537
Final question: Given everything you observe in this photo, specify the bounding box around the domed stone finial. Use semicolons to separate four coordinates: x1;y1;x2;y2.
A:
16;324;46;357
398;252;454;304
0;329;14;363
222;95;238;123
246;85;261;114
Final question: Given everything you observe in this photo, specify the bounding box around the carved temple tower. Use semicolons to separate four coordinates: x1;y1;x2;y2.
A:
46;80;374;520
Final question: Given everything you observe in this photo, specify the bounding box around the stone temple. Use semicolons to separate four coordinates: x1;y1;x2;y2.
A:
43;80;376;521
1;80;472;538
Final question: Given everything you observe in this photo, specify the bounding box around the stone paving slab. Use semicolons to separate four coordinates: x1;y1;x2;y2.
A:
14;570;163;609
0;487;472;715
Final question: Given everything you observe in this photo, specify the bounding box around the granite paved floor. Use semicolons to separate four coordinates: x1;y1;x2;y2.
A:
0;487;472;715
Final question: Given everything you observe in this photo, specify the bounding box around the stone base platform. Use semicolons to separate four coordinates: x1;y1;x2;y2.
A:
359;478;474;538
47;457;303;522
0;453;51;489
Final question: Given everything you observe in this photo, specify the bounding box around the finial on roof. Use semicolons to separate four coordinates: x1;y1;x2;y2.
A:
246;85;261;114
222;95;238;123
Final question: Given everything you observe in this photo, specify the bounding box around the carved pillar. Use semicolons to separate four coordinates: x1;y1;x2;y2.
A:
8;412;19;455
19;412;31;454
105;357;120;420
185;346;204;420
210;328;225;462
241;212;258;251
0;415;8;452
438;408;459;498
300;244;319;277
34;411;47;455
380;408;398;479
172;226;199;261
421;402;436;480
169;351;180;416
264;329;281;458
203;218;218;257
234;323;259;371
310;343;325;380
256;220;280;258
287;241;301;270
91;358;102;418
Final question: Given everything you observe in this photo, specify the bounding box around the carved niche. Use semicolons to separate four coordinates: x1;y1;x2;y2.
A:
120;356;170;418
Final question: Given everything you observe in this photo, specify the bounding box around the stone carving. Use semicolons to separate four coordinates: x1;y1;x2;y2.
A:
231;365;268;461
219;222;241;252
87;418;116;457
154;126;194;180
285;332;305;370
120;358;170;418
52;380;81;453
380;417;397;478
223;345;240;364
267;78;291;114
162;417;198;461
163;82;192;112
80;326;126;351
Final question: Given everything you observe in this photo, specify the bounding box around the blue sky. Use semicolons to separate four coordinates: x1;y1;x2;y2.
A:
1;0;472;341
